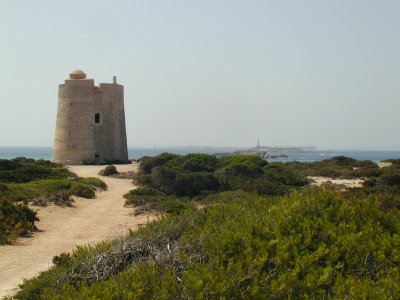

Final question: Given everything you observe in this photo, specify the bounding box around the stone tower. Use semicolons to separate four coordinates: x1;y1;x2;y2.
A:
53;69;129;165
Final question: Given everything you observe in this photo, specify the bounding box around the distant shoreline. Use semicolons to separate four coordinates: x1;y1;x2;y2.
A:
0;146;399;163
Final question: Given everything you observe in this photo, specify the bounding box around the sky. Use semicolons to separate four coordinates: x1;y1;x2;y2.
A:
0;0;399;150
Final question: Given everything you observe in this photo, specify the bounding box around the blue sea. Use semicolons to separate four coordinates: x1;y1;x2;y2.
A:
0;147;399;163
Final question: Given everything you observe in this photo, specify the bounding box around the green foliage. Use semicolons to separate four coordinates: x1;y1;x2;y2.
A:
0;198;39;244
263;164;309;186
139;153;179;174
126;153;309;213
181;154;219;172
382;173;400;186
273;156;382;179
138;153;306;199
0;157;73;183
1;177;106;202
76;177;107;190
98;165;119;176
68;184;95;199
52;252;72;267
218;155;268;168
355;162;400;194
124;186;167;205
216;156;307;196
218;162;263;178
0;182;9;192
124;187;192;215
149;166;220;197
16;189;400;299
382;159;400;165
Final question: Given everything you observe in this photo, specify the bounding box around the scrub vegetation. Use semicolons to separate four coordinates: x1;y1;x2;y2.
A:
98;165;119;176
14;188;400;299
0;158;106;244
273;156;383;179
10;153;400;299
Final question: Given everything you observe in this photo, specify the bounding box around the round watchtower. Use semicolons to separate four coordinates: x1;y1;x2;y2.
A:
53;69;128;165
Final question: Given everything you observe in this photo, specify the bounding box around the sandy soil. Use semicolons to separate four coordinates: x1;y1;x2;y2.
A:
308;162;393;189
377;162;392;169
307;176;364;188
0;163;155;299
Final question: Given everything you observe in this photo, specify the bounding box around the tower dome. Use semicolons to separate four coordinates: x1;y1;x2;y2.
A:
69;69;86;80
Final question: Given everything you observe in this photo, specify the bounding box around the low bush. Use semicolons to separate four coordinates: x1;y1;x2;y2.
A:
76;177;107;190
124;187;168;205
137;153;307;198
272;156;381;179
53;252;73;267
31;192;74;207
219;155;268;168
69;184;95;199
181;154;219;172
0;198;39;244
98;165;119;176
0;178;106;202
149;167;220;197
382;159;400;165
381;173;400;186
0;157;73;183
124;187;191;215
218;163;263;178
0;182;9;193
15;189;400;299
139;153;179;174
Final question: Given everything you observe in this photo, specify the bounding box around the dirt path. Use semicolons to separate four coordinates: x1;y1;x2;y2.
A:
0;163;154;298
307;176;364;188
378;162;392;169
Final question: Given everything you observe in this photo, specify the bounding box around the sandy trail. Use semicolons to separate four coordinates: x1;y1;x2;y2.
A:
307;176;364;188
377;162;392;169
0;163;154;298
307;162;393;189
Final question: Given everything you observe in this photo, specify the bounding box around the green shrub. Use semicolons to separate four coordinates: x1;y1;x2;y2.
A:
124;186;168;206
52;252;72;267
272;156;381;179
135;153;308;198
181;154;219;172
139;153;179;174
0;198;38;244
263;164;309;186
0;157;73;183
124;187;191;214
98;165;119;176
0;178;106;203
219;155;268;168
76;177;107;190
363;178;378;187
69;184;95;199
382;173;400;185
382;159;400;165
15;189;400;299
150;166;220;197
219;163;264;178
159;198;189;214
0;182;9;193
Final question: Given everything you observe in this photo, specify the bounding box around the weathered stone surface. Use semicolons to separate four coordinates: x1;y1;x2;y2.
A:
53;70;129;165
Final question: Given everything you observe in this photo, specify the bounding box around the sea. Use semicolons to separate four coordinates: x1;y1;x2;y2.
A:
0;147;399;163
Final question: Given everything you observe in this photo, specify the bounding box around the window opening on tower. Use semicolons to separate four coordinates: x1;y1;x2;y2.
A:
95;113;100;123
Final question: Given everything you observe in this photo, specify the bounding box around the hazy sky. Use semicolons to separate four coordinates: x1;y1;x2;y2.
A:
0;0;399;149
